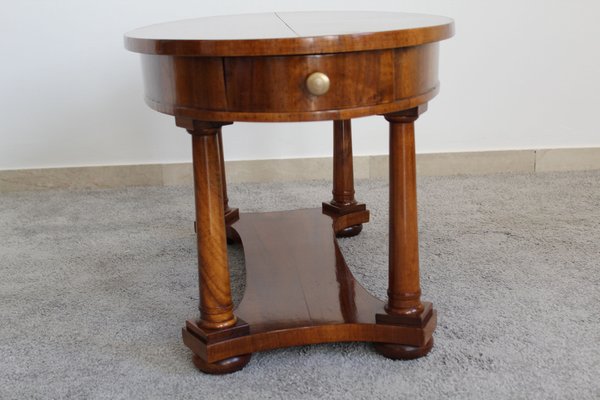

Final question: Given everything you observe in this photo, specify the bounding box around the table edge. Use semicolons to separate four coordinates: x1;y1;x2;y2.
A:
124;22;454;56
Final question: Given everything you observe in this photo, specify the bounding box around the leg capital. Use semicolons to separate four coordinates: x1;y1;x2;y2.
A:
384;104;428;124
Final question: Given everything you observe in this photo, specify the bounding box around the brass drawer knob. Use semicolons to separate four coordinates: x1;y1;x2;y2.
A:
306;72;330;96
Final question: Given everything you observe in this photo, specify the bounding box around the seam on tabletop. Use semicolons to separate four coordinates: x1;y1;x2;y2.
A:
274;12;300;37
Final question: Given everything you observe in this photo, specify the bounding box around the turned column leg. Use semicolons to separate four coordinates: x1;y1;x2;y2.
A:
217;130;241;243
217;130;239;225
183;121;250;374
374;105;436;360
190;124;236;330
386;111;423;317
192;128;239;237
322;120;369;237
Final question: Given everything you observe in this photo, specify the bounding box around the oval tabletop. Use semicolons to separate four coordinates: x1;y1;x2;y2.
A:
124;11;454;56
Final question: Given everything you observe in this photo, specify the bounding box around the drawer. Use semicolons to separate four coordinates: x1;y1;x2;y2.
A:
223;50;395;113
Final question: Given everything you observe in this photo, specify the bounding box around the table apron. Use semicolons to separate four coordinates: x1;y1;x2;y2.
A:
140;44;439;122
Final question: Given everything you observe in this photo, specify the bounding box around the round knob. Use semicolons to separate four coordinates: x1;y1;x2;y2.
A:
306;72;330;96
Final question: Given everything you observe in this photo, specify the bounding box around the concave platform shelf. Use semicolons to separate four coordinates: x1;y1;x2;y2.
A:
183;209;436;365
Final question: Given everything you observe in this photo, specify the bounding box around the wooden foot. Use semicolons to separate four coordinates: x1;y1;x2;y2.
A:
375;301;436;360
182;318;251;375
374;338;434;360
336;224;363;237
323;120;369;237
192;354;251;374
322;202;369;237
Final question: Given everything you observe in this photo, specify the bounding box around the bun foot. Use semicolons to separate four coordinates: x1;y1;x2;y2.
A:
374;338;434;360
226;226;241;244
192;354;251;374
336;224;363;238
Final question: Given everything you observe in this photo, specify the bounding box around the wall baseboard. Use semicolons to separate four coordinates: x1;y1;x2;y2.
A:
1;148;599;192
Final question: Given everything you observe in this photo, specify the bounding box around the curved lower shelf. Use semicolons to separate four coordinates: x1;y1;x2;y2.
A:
182;208;436;365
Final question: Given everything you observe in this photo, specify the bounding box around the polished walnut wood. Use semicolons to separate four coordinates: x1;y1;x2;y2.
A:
135;44;441;122
125;11;454;374
182;209;436;368
370;106;436;360
125;11;453;57
322;120;369;237
187;120;238;235
385;105;427;317
217;130;239;225
188;121;237;330
125;12;451;122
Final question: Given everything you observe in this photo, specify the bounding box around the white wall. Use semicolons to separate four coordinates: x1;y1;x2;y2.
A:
1;0;599;170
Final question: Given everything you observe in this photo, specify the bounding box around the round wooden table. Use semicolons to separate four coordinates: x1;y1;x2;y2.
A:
125;11;454;374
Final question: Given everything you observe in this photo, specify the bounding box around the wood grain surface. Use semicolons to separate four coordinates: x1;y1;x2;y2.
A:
125;11;454;56
138;43;441;122
125;11;453;374
182;209;436;366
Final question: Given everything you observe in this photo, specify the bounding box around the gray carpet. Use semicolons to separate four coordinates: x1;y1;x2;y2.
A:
1;171;599;399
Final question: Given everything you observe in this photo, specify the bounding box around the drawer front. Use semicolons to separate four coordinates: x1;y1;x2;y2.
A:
223;50;395;113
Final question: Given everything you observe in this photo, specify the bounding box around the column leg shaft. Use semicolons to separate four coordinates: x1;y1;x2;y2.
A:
386;113;423;316
190;126;237;330
217;130;239;224
332;120;357;207
322;120;369;237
